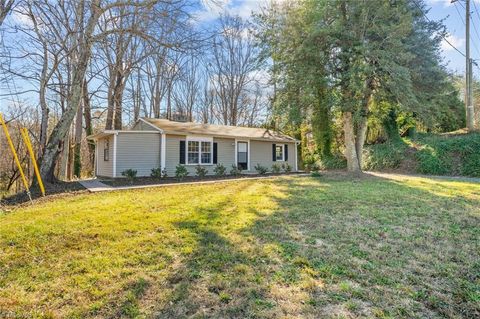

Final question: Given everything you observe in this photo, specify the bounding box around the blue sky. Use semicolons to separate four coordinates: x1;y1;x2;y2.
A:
198;0;477;76
0;0;475;113
425;0;480;76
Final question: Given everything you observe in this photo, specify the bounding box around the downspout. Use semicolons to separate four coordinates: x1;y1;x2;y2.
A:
113;132;118;178
295;141;299;172
161;133;166;172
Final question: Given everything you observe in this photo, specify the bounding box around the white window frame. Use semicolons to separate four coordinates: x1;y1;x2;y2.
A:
235;139;250;171
186;136;213;165
275;144;285;162
103;139;110;161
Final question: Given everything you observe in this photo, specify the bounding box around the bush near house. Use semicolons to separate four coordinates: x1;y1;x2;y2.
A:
175;164;189;181
150;168;162;178
271;163;281;174
213;164;227;176
282;163;292;173
254;164;268;175
230;164;242;176
195;165;208;178
121;169;137;182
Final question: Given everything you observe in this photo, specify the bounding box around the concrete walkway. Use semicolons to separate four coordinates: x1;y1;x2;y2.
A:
78;179;114;192
79;174;310;193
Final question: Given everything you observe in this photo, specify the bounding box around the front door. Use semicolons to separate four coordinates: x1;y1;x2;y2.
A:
237;141;248;170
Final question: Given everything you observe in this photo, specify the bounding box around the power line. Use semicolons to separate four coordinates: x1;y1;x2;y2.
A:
455;1;480;57
412;0;466;57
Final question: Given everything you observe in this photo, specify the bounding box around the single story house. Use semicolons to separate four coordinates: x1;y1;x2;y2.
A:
88;118;299;178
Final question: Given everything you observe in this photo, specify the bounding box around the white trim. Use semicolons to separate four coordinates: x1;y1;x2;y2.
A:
94;140;98;177
138;118;164;132
235;140;250;171
274;144;285;162
234;139;238;167
185;136;214;165
295;142;299;172
113;133;118;178
161;133;166;171
248;139;251;171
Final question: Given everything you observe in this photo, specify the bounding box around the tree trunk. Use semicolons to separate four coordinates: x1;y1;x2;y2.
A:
312;87;332;158
73;101;83;178
39;0;100;183
343;111;361;173
355;113;368;169
167;81;172;120
105;77;115;130
83;79;95;169
113;78;124;130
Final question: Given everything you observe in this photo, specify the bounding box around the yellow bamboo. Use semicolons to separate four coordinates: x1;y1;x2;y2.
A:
0;113;32;201
21;128;45;197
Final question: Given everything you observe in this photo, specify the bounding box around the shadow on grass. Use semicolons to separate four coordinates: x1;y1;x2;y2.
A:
151;174;479;318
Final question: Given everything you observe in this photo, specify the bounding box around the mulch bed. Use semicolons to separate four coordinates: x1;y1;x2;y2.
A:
101;172;303;187
0;181;87;208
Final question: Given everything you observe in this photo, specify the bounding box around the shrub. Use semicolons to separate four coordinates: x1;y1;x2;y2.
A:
362;141;406;170
213;164;227;176
121;169;137;182
151;168;162;178
271;163;281;173
175;164;189;181
282;163;292;173
195;165;208;178
254;164;268;175
230;164;242;176
303;152;320;172
151;167;167;178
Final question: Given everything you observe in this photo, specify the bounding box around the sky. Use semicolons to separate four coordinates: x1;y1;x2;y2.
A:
0;0;477;113
426;0;480;76
196;0;479;77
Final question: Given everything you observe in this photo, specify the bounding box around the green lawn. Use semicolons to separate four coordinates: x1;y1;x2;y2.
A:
0;174;479;318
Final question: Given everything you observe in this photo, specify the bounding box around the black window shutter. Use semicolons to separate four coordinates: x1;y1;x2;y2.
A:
213;142;218;164
285;144;288;161
272;143;276;161
179;140;186;164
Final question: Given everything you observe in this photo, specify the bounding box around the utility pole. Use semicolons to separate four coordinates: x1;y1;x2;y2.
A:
465;0;476;130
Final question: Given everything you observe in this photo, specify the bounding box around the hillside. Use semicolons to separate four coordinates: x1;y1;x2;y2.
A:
363;132;480;177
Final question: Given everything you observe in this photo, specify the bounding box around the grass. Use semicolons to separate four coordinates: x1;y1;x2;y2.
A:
0;174;479;318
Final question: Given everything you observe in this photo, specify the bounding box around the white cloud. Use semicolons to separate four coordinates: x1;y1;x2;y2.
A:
193;0;289;23
441;33;465;52
425;0;453;7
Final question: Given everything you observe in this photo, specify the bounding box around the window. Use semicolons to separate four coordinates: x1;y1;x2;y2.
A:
187;139;212;164
187;141;199;164
201;142;211;164
104;140;109;161
275;145;284;161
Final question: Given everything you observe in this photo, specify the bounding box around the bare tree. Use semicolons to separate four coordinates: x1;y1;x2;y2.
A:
209;14;262;126
0;0;14;26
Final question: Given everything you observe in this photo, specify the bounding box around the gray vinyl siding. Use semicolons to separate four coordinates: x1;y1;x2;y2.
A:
132;120;156;131
164;134;235;177
116;133;161;177
250;140;296;172
96;136;114;177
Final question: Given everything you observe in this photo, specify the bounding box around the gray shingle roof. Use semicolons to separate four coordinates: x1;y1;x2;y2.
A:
142;118;297;142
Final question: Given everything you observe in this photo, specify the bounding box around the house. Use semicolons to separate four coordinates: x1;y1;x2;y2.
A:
88;118;299;178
